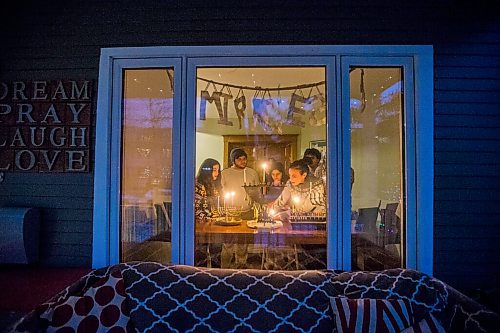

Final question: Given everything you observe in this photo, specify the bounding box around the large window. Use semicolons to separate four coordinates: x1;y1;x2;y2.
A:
349;67;404;271
120;69;174;264
93;46;433;275
194;67;327;269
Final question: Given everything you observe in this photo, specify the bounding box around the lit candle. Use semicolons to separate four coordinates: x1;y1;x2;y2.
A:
243;168;247;184
269;208;275;220
292;196;300;214
224;192;231;210
231;191;235;207
217;195;220;210
262;162;267;183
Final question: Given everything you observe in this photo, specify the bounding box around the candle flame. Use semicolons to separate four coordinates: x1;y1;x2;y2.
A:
292;196;300;204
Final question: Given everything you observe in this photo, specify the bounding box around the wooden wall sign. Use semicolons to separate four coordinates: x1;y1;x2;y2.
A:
0;80;93;172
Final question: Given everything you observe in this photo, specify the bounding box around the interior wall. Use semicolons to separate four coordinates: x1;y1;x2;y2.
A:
195;132;224;172
299;121;326;156
350;68;403;211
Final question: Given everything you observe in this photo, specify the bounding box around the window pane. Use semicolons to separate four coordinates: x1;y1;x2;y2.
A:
194;67;327;270
120;69;174;264
350;67;404;270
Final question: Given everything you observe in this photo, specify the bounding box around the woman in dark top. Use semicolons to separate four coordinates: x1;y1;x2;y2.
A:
195;158;223;268
195;158;222;222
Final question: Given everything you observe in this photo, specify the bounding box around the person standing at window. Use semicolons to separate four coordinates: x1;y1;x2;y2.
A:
303;148;326;184
195;158;222;267
221;148;259;218
270;159;327;270
220;148;259;268
195;158;222;222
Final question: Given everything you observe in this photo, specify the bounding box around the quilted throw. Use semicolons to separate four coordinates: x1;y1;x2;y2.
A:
7;262;500;333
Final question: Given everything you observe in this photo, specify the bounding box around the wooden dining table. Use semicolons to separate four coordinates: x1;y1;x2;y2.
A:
195;219;327;247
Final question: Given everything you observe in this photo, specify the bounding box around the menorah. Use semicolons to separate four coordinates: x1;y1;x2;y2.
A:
217;205;241;220
243;183;285;224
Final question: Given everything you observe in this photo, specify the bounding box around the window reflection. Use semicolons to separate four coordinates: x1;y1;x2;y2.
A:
350;67;404;270
120;69;174;264
195;67;328;270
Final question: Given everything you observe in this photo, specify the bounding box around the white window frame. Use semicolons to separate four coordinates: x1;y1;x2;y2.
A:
92;45;433;275
92;57;183;267
185;56;338;266
340;57;432;272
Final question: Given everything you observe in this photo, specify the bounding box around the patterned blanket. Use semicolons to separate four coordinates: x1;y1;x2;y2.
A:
7;262;500;333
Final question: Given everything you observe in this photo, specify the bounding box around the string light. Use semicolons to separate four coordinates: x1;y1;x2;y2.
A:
197;77;325;92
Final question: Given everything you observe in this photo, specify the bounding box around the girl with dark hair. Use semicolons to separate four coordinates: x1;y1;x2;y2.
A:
195;158;222;221
268;161;289;186
195;158;223;268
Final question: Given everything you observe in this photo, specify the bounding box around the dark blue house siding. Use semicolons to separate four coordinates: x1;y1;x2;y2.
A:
434;41;500;288
0;0;498;291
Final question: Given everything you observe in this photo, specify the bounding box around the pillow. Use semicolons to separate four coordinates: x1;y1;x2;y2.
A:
40;270;134;333
330;297;414;333
400;313;445;333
